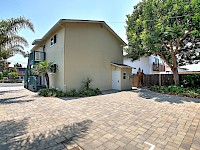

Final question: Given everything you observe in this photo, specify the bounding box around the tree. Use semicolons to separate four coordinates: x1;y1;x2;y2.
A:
126;0;200;85
8;72;18;80
31;61;54;88
0;16;34;61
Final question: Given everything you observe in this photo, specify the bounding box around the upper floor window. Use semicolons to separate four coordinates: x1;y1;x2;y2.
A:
154;57;159;65
50;35;57;46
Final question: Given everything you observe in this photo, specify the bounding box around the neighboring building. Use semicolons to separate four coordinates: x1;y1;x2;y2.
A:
16;67;26;80
124;55;171;74
24;19;132;92
5;66;26;80
179;63;200;73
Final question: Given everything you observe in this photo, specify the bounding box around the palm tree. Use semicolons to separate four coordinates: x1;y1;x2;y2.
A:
31;61;54;88
0;16;34;59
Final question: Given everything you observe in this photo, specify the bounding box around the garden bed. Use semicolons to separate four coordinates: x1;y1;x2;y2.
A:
150;85;200;99
38;87;102;97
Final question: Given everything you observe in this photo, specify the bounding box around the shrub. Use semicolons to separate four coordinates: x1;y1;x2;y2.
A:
66;89;79;97
82;77;93;88
38;77;102;97
182;74;200;87
0;72;3;80
8;72;18;79
38;88;66;97
150;85;200;98
2;70;8;77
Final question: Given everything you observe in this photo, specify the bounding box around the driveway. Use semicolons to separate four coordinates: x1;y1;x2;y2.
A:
0;84;200;150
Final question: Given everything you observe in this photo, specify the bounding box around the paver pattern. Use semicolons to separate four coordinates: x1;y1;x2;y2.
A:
0;83;200;150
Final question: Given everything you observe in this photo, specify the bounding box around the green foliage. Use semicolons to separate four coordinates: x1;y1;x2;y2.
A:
9;67;17;72
38;88;65;97
0;72;3;80
126;0;200;85
2;70;8;77
32;61;54;76
0;17;34;60
79;87;101;97
82;77;93;88
67;89;79;97
38;77;102;97
8;72;18;79
150;85;200;98
182;74;200;87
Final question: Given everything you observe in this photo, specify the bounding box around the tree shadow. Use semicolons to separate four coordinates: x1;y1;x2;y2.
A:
0;90;22;95
0;118;93;150
0;95;34;104
0;118;29;150
134;89;200;104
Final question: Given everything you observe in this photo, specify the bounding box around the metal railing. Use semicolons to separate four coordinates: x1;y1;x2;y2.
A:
29;76;38;92
29;51;45;65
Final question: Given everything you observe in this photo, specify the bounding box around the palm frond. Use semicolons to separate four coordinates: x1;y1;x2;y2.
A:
3;35;28;47
0;16;34;35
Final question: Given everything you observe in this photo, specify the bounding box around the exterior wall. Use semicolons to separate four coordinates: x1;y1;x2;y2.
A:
64;23;123;91
123;56;151;74
44;28;65;90
120;68;132;90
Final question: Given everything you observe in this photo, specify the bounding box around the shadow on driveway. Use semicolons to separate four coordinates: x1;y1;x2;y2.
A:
0;90;24;95
0;119;93;150
134;88;200;104
0;95;34;104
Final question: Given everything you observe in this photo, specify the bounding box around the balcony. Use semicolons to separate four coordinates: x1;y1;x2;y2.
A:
152;63;165;72
29;51;45;65
17;71;26;76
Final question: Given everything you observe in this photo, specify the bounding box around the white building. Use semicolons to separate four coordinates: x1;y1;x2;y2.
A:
123;55;172;74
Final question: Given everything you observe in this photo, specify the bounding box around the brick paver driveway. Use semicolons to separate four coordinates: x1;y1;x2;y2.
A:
0;83;200;150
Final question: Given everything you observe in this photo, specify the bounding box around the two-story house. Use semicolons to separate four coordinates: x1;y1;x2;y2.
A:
24;19;132;92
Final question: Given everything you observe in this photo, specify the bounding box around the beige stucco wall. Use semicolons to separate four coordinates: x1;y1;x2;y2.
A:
64;22;123;91
120;68;132;90
44;28;65;91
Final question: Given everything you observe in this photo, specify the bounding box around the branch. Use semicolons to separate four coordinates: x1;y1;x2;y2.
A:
156;51;172;68
175;37;180;54
180;30;190;42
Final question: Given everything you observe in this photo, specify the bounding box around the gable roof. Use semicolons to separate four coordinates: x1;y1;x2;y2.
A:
31;19;127;51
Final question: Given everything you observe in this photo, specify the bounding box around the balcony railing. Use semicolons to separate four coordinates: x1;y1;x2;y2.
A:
29;51;45;65
152;63;165;72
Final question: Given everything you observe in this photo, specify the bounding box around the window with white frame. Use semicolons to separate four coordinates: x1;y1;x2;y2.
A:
123;72;126;79
50;35;57;46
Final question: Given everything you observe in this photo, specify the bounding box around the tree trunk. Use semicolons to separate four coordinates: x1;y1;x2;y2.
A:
45;73;49;88
169;41;180;86
172;67;180;86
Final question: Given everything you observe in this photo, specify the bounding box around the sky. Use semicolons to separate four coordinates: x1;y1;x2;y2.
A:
0;0;140;67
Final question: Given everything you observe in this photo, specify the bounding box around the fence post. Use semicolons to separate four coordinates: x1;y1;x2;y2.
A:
159;74;162;86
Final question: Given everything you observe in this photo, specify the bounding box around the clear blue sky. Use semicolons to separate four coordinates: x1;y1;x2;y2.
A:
0;0;140;66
